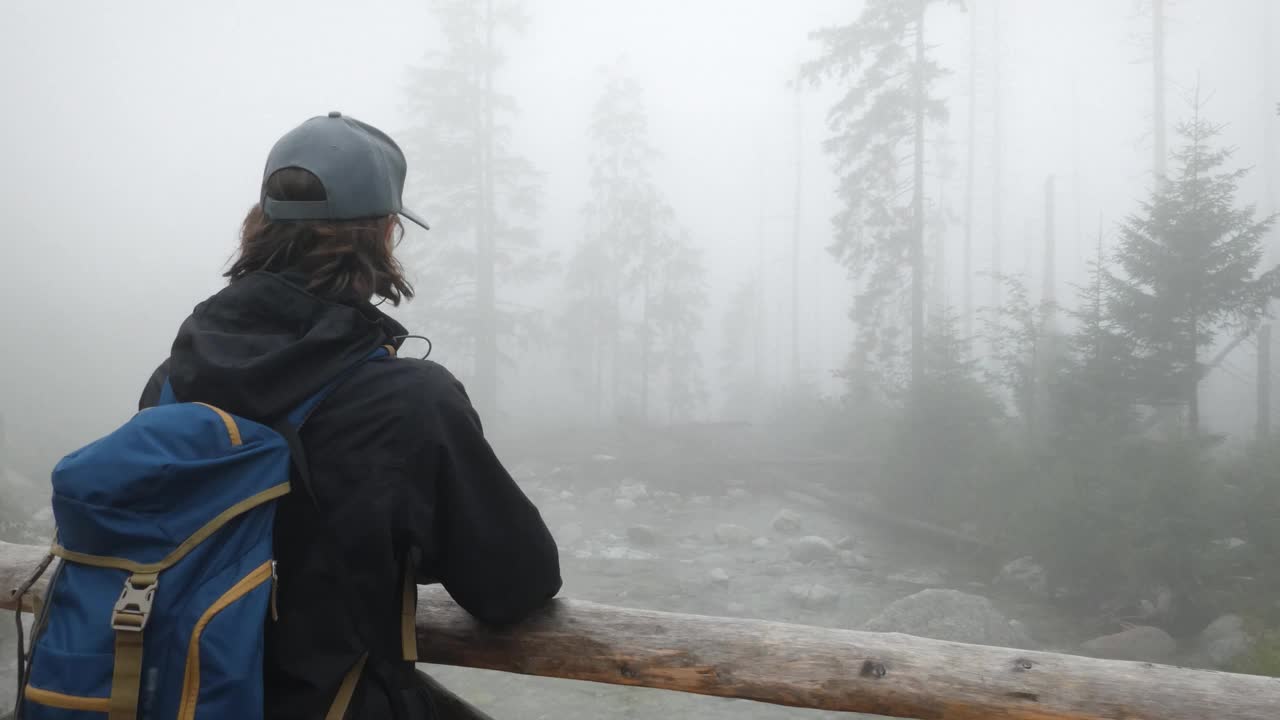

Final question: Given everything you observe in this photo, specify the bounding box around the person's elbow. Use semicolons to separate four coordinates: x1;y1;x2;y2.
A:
446;538;563;626
470;569;562;626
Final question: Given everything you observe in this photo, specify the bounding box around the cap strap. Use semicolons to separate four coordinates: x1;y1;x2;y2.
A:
263;198;333;221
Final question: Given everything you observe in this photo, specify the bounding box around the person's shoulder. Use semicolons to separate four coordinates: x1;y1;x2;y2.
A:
372;356;470;402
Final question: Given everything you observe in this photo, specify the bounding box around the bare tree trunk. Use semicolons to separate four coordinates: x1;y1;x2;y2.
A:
963;0;978;339
910;0;927;406
1189;322;1200;435
1034;175;1057;438
791;88;803;384
990;0;1003;313
1259;324;1272;439
474;0;499;420
639;235;652;422
1152;0;1167;182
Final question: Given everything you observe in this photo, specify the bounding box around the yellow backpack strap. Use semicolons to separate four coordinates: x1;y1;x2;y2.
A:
108;572;157;720
401;555;419;662
325;652;369;720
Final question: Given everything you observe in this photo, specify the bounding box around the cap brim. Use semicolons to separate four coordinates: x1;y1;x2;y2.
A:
399;207;430;231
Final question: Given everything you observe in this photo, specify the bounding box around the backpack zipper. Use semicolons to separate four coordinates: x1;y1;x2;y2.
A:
270;560;279;621
176;561;274;720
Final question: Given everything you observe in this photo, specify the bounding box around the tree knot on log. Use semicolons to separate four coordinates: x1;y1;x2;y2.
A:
1014;658;1035;672
861;660;887;679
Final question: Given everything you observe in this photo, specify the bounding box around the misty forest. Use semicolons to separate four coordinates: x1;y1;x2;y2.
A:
4;1;1280;718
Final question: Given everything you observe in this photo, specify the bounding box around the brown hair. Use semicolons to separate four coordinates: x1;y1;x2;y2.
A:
225;167;415;306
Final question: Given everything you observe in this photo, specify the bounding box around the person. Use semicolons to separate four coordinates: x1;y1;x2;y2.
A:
136;112;562;718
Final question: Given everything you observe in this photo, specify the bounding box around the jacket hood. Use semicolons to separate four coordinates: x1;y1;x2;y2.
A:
164;271;408;421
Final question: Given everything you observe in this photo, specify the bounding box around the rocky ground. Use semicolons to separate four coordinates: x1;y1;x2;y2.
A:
0;435;1262;718
415;454;1096;719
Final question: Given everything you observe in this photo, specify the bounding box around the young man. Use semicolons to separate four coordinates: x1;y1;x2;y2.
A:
138;112;561;718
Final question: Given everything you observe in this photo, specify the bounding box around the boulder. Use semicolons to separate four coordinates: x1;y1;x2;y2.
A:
626;524;658;546
714;523;752;545
709;567;731;585
787;536;836;564
995;556;1048;597
618;483;648;501
1197;614;1253;668
863;589;1032;649
838;550;871;570
1080;626;1177;662
771;508;804;535
787;583;840;610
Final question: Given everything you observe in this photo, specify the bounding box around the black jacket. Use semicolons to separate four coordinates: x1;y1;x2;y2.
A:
138;270;562;719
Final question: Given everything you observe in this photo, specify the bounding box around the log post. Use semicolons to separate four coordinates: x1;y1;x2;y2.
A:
4;541;1279;720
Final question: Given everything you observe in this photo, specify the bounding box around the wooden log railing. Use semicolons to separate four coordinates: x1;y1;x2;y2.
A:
4;541;1279;719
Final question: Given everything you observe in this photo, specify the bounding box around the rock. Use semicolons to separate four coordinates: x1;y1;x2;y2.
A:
995;556;1048;597
771;508;804;535
863;589;1033;649
787;583;840;610
787;536;836;564
835;536;857;550
751;536;771;549
709;567;731;584
838;550;871;569
714;523;752;545
614;498;636;511
1197;614;1253;668
618;483;648;501
557;523;584;546
589;545;655;561
1213;537;1248;551
1080;626;1177;662
1137;586;1174;621
626;524;658;546
887;569;945;586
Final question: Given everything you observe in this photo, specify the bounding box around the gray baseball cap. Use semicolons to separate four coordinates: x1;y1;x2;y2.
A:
260;111;429;230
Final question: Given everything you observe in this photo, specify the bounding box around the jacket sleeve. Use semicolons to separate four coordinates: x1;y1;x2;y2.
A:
422;366;562;626
138;359;170;410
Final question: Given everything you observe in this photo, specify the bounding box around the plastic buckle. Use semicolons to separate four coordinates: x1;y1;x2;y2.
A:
111;577;157;632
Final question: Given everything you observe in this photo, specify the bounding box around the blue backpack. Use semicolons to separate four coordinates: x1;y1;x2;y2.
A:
16;347;391;720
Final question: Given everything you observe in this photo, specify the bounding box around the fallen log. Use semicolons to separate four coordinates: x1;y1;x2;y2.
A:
4;541;1279;719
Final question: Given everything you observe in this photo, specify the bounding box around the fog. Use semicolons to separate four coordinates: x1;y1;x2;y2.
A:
3;0;1280;716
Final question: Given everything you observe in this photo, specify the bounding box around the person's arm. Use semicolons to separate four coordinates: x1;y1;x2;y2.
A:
422;365;561;626
138;359;170;410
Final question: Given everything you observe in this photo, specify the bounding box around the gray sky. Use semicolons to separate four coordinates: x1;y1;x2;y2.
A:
1;0;1275;446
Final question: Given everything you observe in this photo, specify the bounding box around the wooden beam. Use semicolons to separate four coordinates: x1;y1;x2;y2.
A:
5;542;1278;719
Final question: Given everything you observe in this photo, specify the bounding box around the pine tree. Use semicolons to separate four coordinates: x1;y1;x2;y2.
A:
400;0;550;419
720;278;762;419
561;68;707;422
1109;104;1280;433
801;0;959;408
1055;234;1141;438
